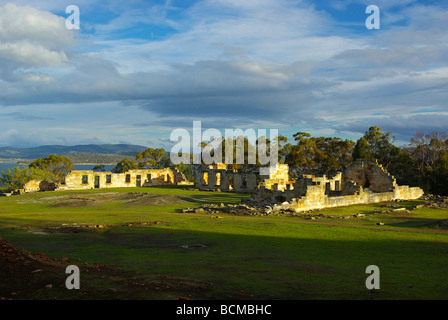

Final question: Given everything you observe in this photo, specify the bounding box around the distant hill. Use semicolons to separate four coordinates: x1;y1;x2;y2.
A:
0;144;149;160
63;153;134;164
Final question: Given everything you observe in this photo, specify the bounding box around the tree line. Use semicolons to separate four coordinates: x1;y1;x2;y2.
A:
192;126;448;195
1;127;447;195
280;126;448;195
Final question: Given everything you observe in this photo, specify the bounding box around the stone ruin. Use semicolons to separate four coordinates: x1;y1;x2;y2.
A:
195;163;290;193
194;159;424;213
23;167;192;193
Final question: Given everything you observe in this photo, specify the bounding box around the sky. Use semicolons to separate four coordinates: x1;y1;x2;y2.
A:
0;0;447;150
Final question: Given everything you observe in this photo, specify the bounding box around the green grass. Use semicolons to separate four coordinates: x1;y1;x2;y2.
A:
1;186;448;299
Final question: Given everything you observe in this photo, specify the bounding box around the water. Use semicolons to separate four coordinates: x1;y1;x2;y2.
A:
0;163;115;172
0;162;26;173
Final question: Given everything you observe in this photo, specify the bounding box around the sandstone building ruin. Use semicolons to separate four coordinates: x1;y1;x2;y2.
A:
22;159;424;213
195;163;290;193
24;168;191;192
195;160;424;212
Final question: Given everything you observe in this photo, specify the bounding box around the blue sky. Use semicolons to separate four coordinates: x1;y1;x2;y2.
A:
0;0;447;149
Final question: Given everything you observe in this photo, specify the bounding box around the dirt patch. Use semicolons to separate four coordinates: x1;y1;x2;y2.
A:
45;225;108;234
122;193;190;207
50;196;96;208
121;221;169;227
0;236;213;300
0;236;74;299
40;192;191;208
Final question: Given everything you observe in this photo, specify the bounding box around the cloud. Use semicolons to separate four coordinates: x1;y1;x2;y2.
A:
0;4;70;42
0;40;68;67
1;111;53;121
0;0;447;148
0;2;75;81
330;0;418;10
331;112;448;145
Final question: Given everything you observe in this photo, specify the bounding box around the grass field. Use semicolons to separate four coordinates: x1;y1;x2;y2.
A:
1;186;448;300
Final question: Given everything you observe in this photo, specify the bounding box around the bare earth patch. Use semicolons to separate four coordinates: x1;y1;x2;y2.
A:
0;236;212;300
16;192;191;208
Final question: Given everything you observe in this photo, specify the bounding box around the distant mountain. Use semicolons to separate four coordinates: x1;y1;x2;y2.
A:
0;144;149;160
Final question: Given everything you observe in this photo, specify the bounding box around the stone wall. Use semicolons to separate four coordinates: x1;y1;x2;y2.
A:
58;168;176;191
24;168;187;192
23;180;41;193
195;163;291;193
274;184;423;213
24;180;56;192
258;164;291;191
249;159;424;213
195;166;258;193
343;159;396;192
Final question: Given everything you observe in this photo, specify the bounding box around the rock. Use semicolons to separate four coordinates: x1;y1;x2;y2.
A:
31;269;43;274
377;222;385;226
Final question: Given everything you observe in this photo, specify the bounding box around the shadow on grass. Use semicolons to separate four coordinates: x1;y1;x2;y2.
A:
1;214;448;300
386;217;448;229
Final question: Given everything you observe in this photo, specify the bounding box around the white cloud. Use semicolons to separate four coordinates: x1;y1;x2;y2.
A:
0;0;447;147
0;2;73;76
0;3;71;44
0;40;68;67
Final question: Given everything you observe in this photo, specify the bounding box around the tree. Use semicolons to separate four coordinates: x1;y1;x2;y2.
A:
225;135;258;171
28;154;73;183
0;167;52;191
352;137;374;160
112;158;139;173
93;164;106;172
313;137;354;175
431;150;448;195
407;131;448;194
410;131;448;175
284;132;315;173
283;132;354;176
136;148;170;169
276;135;289;164
353;126;400;169
174;163;195;182
387;151;420;188
199;136;259;170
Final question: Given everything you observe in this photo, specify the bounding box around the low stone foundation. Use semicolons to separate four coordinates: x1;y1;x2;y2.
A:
247;159;424;213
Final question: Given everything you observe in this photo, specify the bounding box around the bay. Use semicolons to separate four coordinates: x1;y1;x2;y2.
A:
0;163;115;172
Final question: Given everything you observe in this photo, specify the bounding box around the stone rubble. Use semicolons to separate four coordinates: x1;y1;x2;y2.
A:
182;195;448;220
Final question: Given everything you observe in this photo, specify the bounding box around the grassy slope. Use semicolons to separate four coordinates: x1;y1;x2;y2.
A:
1;186;448;300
